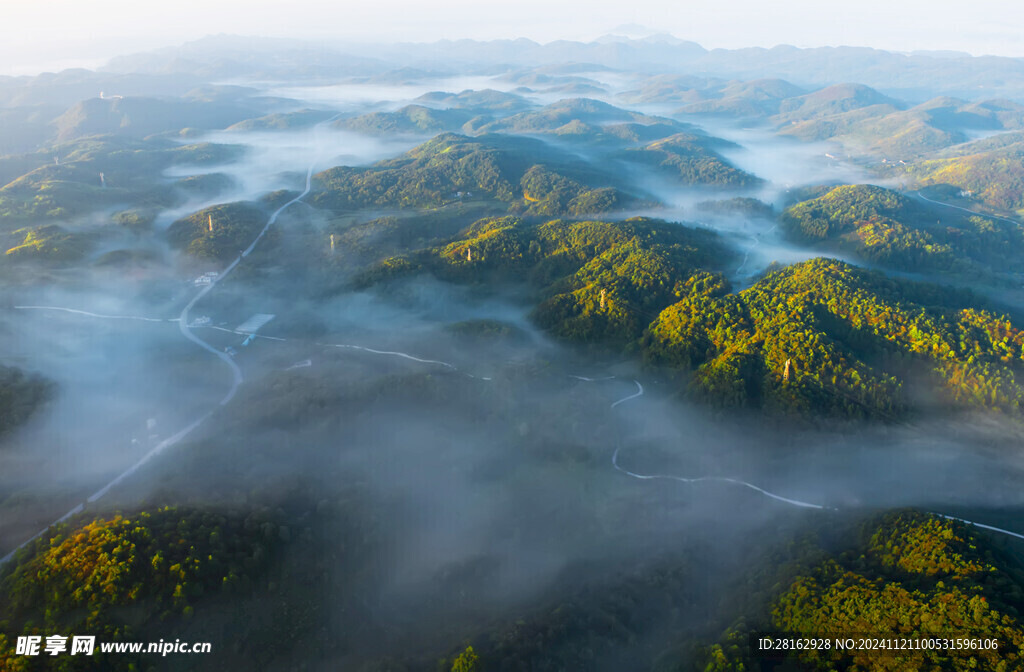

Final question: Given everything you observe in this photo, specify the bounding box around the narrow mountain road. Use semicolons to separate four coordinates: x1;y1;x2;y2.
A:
611;447;827;509
0;160;317;565
607;378;825;509
606;380;1024;540
734;224;776;276
610;380;644;408
914;191;1021;226
12;306;170;322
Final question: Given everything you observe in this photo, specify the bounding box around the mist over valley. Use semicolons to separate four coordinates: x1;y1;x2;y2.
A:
2;28;1024;671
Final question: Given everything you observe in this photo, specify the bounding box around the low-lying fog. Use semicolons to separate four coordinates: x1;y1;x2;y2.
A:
158;125;422;228
262;76;520;108
3;72;1023;663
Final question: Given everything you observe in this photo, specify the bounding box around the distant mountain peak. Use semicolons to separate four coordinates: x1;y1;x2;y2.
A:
595;25;697;47
604;23;662;38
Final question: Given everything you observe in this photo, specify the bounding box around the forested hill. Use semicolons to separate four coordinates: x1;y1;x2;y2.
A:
472;97;667;134
0;137;239;225
358;215;1024;421
332;104;475;136
357;216;729;346
0;136;241;266
644;257;1024;419
308;133;642;216
781;184;1024;275
906;134;1024;213
167;201;270;261
0;507;286;671
783;185;921;241
617;133;763;188
697;510;1024;671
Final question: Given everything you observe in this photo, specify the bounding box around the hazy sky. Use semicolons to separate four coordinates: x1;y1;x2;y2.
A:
1;0;1022;75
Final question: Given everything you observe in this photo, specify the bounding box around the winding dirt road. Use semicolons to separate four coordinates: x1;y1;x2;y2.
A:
606;379;826;509
0;160;316;565
606;379;1024;540
915;192;1021;227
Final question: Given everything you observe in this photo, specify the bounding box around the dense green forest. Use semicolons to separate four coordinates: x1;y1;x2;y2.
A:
696;510;1024;671
513;165;634;216
357;215;728;345
167;202;269;261
333;105;475;136
781;184;1024;274
906;136;1024;213
0;365;52;436
473;97;669;134
644;257;1024;419
309;133;639;216
617;133;762;188
783;185;920;240
0;507;284;671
